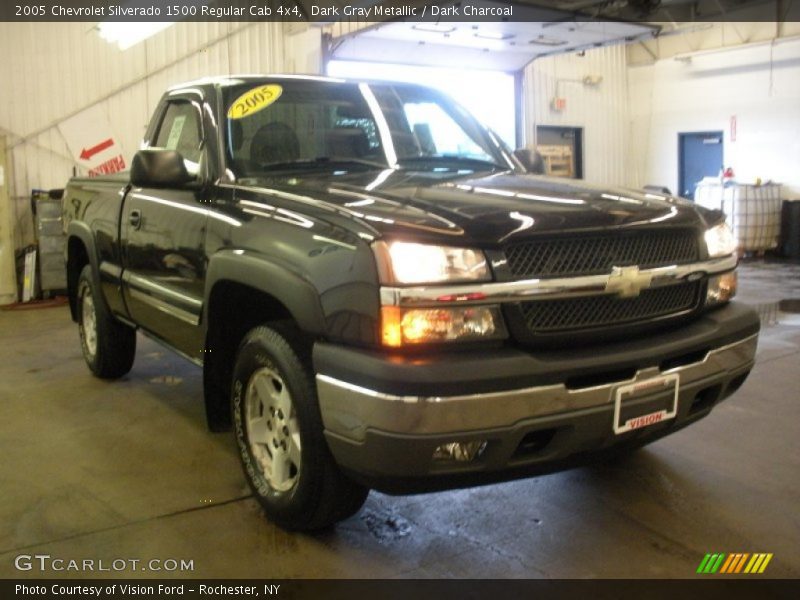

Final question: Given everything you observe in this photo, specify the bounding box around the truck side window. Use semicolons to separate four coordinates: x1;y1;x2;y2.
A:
154;101;202;175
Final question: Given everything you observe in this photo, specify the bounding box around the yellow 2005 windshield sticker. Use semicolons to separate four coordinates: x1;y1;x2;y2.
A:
227;84;283;120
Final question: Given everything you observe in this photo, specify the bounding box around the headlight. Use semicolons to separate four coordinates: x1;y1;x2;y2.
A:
704;223;736;258
374;241;490;284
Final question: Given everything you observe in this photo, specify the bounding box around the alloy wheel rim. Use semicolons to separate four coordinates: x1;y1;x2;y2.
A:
81;288;98;357
244;366;301;492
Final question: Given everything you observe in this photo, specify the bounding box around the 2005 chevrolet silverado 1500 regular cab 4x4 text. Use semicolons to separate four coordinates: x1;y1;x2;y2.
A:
63;76;759;530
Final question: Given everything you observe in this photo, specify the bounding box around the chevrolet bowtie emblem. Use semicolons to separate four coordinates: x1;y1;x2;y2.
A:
605;266;653;298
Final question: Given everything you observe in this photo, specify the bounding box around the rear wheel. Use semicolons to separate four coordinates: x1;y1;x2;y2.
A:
232;324;368;531
77;265;136;379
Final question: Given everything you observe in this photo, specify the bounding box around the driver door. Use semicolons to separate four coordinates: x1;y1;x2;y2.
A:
121;95;208;360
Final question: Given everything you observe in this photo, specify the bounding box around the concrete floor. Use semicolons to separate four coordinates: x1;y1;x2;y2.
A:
1;260;798;579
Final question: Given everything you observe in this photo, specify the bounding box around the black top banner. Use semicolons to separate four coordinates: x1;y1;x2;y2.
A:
2;0;799;22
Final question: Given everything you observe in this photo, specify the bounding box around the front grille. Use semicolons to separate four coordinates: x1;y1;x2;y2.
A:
504;230;700;279
519;282;701;333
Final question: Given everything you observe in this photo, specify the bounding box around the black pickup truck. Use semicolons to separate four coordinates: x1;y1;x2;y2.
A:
63;76;759;531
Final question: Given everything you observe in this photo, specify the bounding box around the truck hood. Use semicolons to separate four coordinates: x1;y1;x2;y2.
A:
240;170;712;247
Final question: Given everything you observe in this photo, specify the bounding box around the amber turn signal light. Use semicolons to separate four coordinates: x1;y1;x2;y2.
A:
380;305;503;347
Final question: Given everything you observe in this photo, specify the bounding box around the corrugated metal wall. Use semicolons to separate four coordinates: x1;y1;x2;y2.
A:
522;45;630;187
324;20;374;39
0;21;322;250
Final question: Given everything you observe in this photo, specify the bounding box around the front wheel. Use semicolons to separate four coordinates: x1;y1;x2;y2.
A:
232;324;368;531
77;265;136;379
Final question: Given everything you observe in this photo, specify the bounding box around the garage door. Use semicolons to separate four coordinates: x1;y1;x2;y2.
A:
323;3;656;147
325;2;657;71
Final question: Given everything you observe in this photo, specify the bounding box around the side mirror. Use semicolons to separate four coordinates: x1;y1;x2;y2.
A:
130;149;195;188
514;148;545;175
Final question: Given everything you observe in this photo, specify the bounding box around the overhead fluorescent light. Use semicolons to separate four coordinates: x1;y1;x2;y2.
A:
412;24;456;34
474;31;515;41
529;36;567;47
97;21;175;50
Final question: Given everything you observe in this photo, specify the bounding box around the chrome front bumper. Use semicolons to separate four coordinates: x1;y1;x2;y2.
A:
317;333;757;442
313;301;759;491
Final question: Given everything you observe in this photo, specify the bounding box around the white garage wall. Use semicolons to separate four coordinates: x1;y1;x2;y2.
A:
628;21;795;65
628;37;800;198
0;21;322;251
522;45;630;187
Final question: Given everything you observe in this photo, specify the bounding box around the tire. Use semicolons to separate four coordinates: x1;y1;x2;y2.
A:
231;324;368;531
77;265;136;379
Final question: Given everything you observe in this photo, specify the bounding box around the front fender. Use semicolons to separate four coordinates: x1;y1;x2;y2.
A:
203;249;326;335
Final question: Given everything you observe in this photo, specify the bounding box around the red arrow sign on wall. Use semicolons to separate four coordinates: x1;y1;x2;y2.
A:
80;138;114;161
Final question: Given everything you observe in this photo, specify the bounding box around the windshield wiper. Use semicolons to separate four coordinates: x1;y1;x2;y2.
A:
396;155;507;172
256;157;387;172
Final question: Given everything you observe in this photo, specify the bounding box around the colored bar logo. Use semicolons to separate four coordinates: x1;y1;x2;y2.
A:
697;552;773;574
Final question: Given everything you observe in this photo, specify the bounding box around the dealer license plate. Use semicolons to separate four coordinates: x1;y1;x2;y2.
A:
613;373;679;435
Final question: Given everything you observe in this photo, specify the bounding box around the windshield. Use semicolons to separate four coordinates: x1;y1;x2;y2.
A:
223;79;509;178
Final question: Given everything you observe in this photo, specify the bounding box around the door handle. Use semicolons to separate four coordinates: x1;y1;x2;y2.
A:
129;209;142;230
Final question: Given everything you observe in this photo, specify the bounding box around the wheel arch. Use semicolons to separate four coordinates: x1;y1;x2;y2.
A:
202;250;325;432
66;222;99;322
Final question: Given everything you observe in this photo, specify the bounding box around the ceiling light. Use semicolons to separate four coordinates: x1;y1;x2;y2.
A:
474;31;515;41
412;24;456;34
529;36;567;47
97;21;175;50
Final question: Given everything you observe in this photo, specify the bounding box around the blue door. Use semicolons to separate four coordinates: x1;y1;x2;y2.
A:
678;131;723;200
